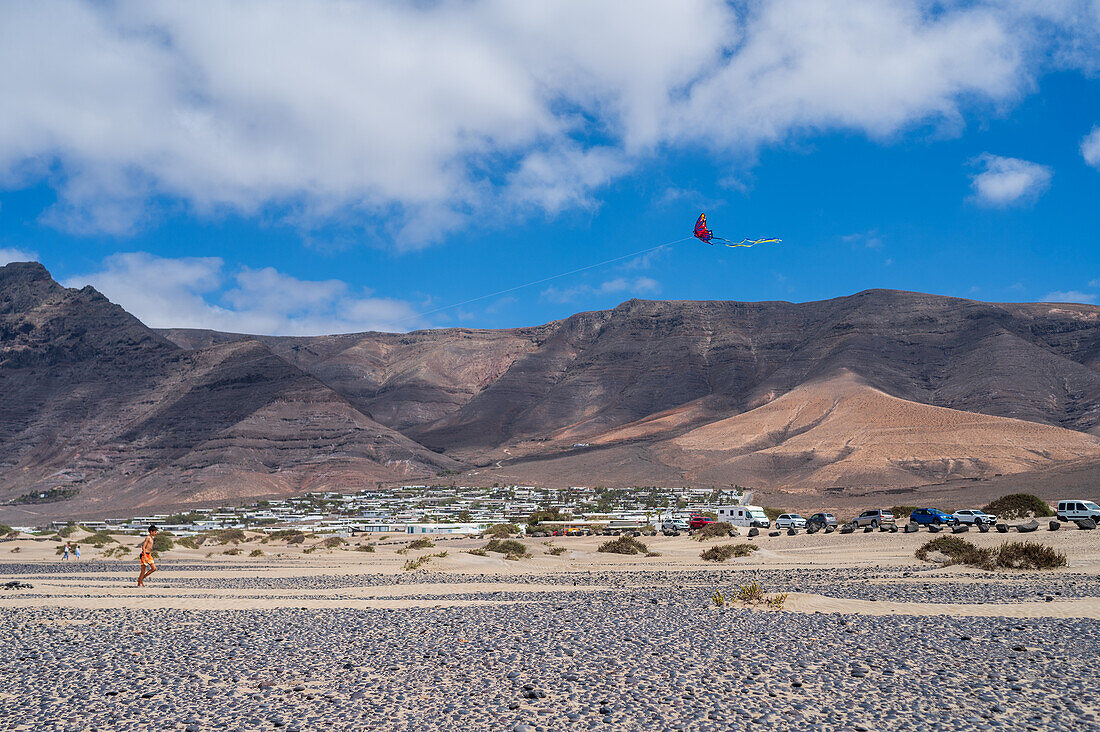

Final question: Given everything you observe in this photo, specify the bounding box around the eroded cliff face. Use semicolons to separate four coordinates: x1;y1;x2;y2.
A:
0;263;458;519
4;259;1100;520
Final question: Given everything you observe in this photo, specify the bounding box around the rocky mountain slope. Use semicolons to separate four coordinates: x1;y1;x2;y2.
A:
0;262;457;522
3;260;1100;520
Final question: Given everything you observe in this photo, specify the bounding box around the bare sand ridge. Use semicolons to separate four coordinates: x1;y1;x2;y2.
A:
663;371;1100;491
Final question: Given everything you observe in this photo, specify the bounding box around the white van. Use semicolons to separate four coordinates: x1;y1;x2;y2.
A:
714;505;770;529
1056;500;1100;522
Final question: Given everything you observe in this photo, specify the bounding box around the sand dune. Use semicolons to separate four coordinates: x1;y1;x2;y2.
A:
660;371;1100;492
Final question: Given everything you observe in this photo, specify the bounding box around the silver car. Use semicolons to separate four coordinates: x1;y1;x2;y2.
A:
852;509;896;529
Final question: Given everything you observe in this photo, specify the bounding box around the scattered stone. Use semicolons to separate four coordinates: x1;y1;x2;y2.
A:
996;523;1010;533
787;528;798;536
769;531;781;538
952;524;969;534
1075;518;1097;530
1016;520;1039;533
904;523;918;534
1048;521;1060;532
928;524;941;533
747;527;759;538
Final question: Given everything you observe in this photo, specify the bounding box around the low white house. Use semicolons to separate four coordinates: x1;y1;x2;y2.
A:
404;523;484;535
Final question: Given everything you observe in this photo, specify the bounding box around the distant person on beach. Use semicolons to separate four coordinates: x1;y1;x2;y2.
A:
137;525;158;587
73;544;80;560
61;543;69;560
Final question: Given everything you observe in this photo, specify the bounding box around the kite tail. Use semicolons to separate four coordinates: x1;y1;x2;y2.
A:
724;238;782;249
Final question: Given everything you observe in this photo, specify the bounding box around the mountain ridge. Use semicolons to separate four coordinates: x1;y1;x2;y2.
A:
3;261;1100;520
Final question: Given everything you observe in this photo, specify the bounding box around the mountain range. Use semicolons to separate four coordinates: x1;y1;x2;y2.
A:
2;260;1099;522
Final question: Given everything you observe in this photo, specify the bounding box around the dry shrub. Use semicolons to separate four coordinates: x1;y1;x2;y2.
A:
403;556;431;571
693;522;736;541
485;523;520;538
915;536;994;570
994;541;1067;570
465;548;488;557
267;530;305;545
700;543;758;562
983;493;1054;519
484;538;528;557
355;544;375;552
597;535;648;555
735;582;787;608
320;537;346;549
408;538;435;551
249;549;264;557
176;537;200;549
210;529;246;545
547;546;566;556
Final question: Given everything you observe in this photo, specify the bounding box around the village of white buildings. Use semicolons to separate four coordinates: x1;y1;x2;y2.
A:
25;484;748;536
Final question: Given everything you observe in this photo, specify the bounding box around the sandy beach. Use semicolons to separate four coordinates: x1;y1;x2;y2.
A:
3;527;1099;730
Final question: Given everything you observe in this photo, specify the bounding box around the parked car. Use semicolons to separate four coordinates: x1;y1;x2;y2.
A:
952;509;997;526
689;515;716;530
661;518;689;534
1056;500;1100;522
852;509;896;529
775;513;807;529
806;513;838;530
909;508;958;526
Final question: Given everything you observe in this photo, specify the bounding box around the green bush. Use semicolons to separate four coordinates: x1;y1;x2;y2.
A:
249;549;264;557
994;541;1067;570
484;538;528;558
175;537;200;549
485;523;520;538
915;536;994;570
889;505;919;519
86;531;117;548
597;535;648;555
983;493;1054;519
693;522;735;541
266;529;305;543
320;537;346;549
700;543;758;562
762;507;784;522
355;544;375;552
403;555;431;571
0;524;15;538
209;528;247;544
465;548;488;557
407;538;435;550
58;523;79;538
547;546;567;556
151;533;174;553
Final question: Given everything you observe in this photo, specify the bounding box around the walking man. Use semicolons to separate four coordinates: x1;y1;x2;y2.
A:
137;525;158;587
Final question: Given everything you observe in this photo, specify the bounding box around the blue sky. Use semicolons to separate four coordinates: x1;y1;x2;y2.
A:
1;1;1098;334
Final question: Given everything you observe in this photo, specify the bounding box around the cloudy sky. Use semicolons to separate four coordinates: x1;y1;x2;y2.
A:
1;0;1098;334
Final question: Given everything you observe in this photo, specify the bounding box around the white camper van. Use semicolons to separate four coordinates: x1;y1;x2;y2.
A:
715;505;770;529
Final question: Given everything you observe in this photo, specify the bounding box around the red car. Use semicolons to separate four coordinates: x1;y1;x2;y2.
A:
689;515;715;530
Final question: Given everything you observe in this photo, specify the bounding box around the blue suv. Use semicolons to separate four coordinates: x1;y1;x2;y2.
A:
909;508;958;526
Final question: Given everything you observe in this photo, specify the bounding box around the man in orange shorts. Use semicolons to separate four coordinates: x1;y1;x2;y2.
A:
137;525;158;587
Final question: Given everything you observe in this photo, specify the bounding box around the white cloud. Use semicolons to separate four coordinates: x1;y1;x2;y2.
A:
63;252;422;334
1041;290;1097;304
1082;126;1100;169
542;276;660;303
0;246;38;265
841;231;884;249
969;153;1052;206
0;1;1095;241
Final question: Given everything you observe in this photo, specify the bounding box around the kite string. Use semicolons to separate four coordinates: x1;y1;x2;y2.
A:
402;235;694;323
